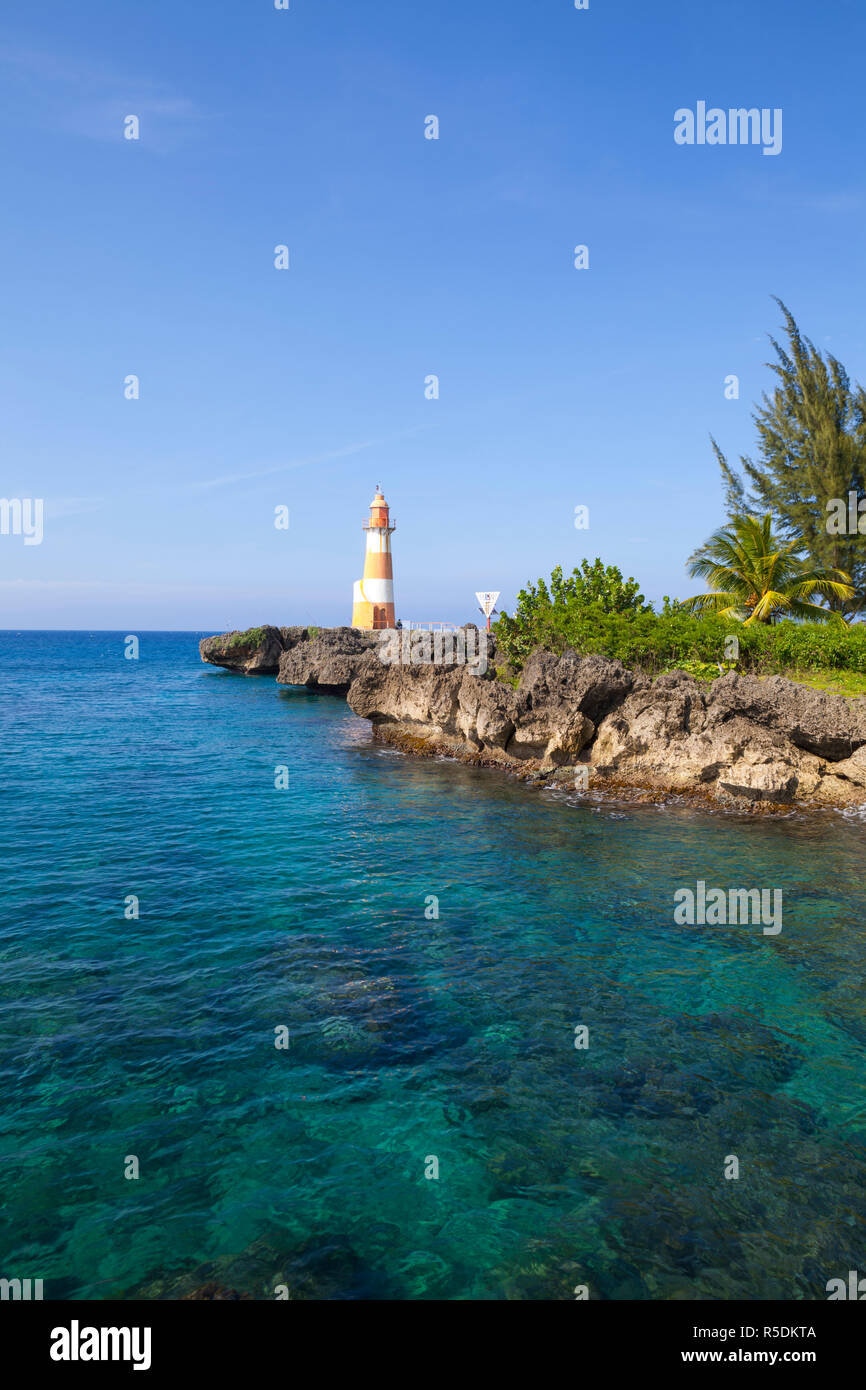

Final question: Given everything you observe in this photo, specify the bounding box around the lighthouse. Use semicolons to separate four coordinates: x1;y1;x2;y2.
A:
352;486;396;630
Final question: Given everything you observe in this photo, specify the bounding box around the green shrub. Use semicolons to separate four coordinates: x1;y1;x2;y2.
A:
494;664;520;689
662;658;735;682
495;577;866;677
227;626;267;649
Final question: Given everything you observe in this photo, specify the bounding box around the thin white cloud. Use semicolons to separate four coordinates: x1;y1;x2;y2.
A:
186;424;435;493
43;497;106;519
188;440;381;493
0;43;205;146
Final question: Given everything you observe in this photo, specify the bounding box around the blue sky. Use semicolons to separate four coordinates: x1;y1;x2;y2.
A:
1;0;864;629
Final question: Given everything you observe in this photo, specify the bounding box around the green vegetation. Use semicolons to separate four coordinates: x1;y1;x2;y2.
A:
682;514;854;624
226;626;267;649
496;305;866;694
710;299;866;619
495;564;866;680
307;626;319;639
776;668;866;700
543;558;650;615
661;658;736;683
494;664;520;689
495;560;649;667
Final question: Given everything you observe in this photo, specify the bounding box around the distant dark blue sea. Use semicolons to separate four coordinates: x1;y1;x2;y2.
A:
1;631;865;1300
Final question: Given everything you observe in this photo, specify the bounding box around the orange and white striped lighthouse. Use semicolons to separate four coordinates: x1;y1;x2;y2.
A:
352;486;396;630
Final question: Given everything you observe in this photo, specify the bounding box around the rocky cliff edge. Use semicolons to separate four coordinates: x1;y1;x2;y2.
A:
200;626;866;809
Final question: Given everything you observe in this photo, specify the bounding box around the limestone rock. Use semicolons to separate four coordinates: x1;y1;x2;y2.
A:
277;627;380;693
706;671;866;760
199;625;306;674
716;759;800;803
201;626;866;810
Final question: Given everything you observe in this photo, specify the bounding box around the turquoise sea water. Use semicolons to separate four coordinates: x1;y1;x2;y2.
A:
1;630;865;1301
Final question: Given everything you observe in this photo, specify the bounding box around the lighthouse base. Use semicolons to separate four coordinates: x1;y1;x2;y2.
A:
352;580;395;630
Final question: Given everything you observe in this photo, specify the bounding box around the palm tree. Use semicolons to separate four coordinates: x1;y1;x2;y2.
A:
681;514;854;625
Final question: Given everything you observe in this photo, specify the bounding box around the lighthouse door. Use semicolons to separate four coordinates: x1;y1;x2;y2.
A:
373;606;387;629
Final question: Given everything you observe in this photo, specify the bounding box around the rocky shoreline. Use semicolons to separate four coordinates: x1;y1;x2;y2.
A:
199;625;866;813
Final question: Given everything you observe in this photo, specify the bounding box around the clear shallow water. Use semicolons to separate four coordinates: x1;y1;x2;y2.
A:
1;630;865;1301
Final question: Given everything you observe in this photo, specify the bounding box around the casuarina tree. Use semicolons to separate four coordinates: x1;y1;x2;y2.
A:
709;299;866;618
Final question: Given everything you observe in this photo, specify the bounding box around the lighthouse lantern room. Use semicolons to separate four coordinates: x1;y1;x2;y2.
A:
352;486;396;630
